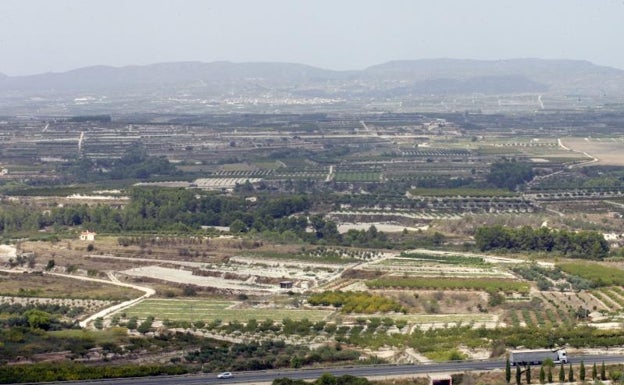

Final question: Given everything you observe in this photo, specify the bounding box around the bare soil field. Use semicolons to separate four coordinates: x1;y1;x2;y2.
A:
121;266;279;292
561;137;624;165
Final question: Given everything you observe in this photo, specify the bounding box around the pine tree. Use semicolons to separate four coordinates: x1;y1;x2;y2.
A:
526;364;531;384
506;358;512;384
516;364;522;385
601;361;607;381
539;366;545;384
547;366;553;383
559;363;565;382
579;360;585;381
568;364;574;382
592;362;597;380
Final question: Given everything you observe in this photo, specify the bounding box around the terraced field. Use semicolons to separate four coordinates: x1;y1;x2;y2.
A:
362;258;513;278
123;299;333;322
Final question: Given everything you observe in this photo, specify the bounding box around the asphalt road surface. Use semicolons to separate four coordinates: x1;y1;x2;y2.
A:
29;354;624;385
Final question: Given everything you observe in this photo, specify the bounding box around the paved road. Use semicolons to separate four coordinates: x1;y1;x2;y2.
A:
35;354;624;385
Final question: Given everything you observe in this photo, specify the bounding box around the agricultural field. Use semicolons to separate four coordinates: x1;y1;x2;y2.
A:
4;110;624;377
123;299;333;323
361;257;513;278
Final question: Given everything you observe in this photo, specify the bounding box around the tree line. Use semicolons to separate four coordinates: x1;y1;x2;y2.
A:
475;225;609;259
0;187;310;234
0;187;398;248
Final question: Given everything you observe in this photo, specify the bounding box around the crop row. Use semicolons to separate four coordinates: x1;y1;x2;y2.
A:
401;149;471;156
367;277;530;294
399;252;487;266
602;288;624;308
334;172;381;182
213;170;274;176
409;187;517;197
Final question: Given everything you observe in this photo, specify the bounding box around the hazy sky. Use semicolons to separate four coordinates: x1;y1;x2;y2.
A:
1;0;623;76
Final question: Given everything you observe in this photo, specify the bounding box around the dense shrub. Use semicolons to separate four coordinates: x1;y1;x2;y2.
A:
308;291;406;314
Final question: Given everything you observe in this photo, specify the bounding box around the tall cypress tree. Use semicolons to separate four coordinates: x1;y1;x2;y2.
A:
516;364;522;385
506;357;512;384
526;364;531;384
579;361;585;381
539;366;545;384
559;363;565;382
601;361;607;381
592;362;597;380
547;366;553;383
568;364;574;382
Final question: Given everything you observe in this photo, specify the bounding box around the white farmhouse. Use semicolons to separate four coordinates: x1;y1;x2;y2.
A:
79;231;96;241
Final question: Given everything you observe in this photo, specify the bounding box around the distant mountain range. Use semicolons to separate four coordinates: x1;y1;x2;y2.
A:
1;58;623;100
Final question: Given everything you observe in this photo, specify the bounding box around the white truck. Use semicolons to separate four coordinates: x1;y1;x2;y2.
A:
509;349;568;366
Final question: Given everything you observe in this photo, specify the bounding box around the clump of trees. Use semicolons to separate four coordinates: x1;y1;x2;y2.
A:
0;187;311;234
475;225;609;259
486;159;534;190
63;143;179;182
307;291;406;314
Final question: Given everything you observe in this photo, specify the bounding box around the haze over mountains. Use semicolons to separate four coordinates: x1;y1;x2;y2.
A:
1;58;623;98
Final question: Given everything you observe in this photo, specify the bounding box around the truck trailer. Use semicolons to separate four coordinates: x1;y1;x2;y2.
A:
509;349;568;366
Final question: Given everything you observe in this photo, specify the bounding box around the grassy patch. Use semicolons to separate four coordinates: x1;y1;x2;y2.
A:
423;348;468;362
48;327;129;344
558;262;624;287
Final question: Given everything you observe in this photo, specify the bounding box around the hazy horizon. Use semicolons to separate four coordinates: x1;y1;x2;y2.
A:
2;0;623;76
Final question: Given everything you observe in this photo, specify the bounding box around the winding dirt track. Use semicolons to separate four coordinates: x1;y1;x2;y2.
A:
560;137;624;166
42;272;155;328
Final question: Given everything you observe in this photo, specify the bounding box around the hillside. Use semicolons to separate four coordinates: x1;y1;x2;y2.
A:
1;59;623;113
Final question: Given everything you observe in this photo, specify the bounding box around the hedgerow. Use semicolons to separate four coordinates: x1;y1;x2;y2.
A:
367;277;530;294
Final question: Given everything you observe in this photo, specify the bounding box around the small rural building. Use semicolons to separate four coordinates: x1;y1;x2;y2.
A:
79;231;97;241
279;281;294;289
429;375;452;385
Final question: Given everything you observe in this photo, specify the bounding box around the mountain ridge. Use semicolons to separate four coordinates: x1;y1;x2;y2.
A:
1;58;623;97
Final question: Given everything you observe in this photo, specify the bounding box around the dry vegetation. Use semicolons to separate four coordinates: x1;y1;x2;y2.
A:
0;271;141;300
562;137;624;166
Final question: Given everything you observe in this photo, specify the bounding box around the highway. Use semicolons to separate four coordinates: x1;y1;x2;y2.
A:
37;354;624;385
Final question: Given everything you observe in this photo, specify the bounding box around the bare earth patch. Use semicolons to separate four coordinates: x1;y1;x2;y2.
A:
561;137;624;165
